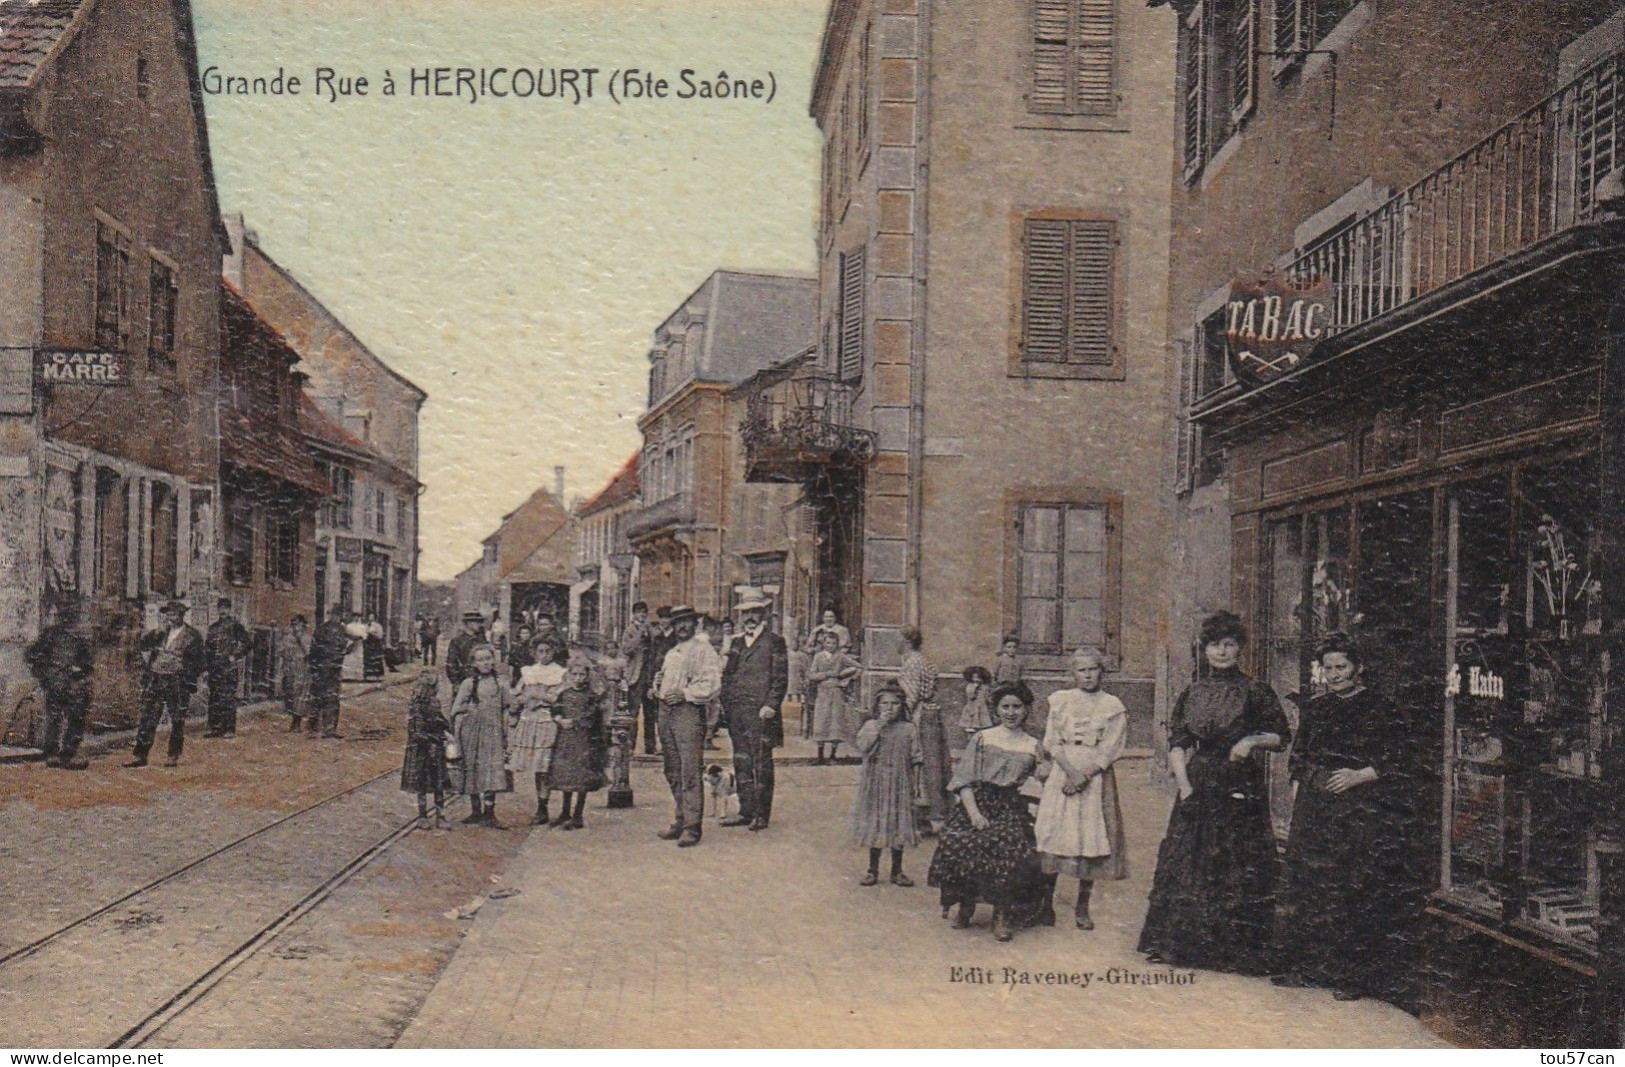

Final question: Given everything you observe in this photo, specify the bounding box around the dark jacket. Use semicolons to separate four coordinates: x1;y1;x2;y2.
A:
445;631;483;690
308;619;349;682
721;629;789;749
138;624;206;695
25;624;93;695
206;617;250;670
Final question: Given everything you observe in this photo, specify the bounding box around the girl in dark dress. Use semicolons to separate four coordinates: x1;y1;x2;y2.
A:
1138;611;1291;975
401;672;452;830
1275;633;1419;1005
542;657;606;830
507;624;535;687
928;682;1047;942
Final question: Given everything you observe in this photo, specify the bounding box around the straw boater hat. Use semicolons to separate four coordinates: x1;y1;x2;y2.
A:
667;605;699;625
461;609;485;622
733;589;771;615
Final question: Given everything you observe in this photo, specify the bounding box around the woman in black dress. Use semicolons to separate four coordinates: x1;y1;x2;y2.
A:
927;682;1047;942
1275;632;1418;1004
1138;611;1290;975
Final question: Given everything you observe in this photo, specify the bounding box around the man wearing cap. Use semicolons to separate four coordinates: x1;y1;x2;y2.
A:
445;611;487;692
653;606;721;847
720;591;789;831
129;600;205;767
25;600;93;770
642;605;677;755
617;601;656;754
205;598;251;738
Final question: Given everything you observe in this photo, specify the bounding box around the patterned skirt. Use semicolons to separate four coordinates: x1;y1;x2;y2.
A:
927;783;1046;910
506;711;558;774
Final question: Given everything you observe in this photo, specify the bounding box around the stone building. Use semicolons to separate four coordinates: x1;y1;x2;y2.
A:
626;270;816;621
1157;0;1625;1044
779;0;1177;736
0;0;228;729
223;217;425;643
572;453;640;646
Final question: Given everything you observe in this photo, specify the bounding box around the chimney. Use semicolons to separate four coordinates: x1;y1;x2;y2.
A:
554;466;566;502
222;213;245;287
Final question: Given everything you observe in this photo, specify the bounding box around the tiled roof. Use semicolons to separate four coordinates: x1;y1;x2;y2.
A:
576;453;640;517
221;405;330;496
299;392;375;458
0;0;88;90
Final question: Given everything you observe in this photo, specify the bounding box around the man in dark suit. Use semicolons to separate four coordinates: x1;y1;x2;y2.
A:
205;597;250;737
445;610;487;692
642;606;676;755
618;601;655;752
719;590;789;831
307;608;349;738
25;601;93;769
129;600;205;767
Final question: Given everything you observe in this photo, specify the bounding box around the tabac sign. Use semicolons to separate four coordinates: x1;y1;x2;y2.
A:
1225;274;1331;389
36;349;129;386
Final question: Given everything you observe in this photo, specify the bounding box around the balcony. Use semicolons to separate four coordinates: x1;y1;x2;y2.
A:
624;492;695;543
741;367;877;484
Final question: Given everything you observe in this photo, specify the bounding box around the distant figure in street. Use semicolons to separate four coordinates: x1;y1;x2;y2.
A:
543;655;606;830
618;601;655;755
993;635;1024;686
204;598;250;738
805;609;852;654
129;600;205;768
653;606;721;847
25;601;93;770
900;627;949;835
450;644;512;827
277;615;313;732
421;615;439;666
807;629;860;764
342;612;368;682
307;610;349;738
510;635;566;825
489;610;508;659
402;671;453;831
719;591;788;831
852;683;923;887
363;613;386;680
412;614;428;662
444;611;486;691
959;666;994;745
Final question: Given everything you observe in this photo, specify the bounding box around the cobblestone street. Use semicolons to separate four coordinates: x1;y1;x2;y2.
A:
398;758;1452;1049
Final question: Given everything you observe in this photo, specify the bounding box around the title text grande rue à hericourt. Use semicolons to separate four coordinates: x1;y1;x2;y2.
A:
201;66;779;106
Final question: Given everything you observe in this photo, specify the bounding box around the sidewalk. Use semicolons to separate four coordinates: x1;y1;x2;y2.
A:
396;760;1449;1048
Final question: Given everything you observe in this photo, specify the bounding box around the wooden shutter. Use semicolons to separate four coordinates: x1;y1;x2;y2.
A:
1174;338;1196;494
1022;218;1115;366
1181;3;1209;182
1229;0;1259;124
1274;0;1303;56
838;248;865;382
1032;0;1117;115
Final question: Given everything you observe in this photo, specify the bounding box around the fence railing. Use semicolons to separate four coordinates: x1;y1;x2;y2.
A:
1289;50;1621;334
741;367;876;466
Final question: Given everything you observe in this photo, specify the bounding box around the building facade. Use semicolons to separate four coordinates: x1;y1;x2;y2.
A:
0;0;227;730
780;0;1177;736
1161;0;1625;1044
628;270;817;619
224;218;425;642
572;453;641;646
457;478;576;637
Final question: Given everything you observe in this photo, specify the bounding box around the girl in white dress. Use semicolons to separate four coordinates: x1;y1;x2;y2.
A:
1033;646;1128;930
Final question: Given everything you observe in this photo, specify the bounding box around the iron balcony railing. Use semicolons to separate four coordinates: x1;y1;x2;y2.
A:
1289;50;1622;334
741;367;877;468
623;492;695;542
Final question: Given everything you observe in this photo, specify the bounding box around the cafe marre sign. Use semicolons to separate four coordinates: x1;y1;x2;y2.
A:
1225;274;1331;389
35;349;129;387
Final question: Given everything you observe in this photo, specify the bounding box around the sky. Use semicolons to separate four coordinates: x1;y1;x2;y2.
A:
192;0;827;579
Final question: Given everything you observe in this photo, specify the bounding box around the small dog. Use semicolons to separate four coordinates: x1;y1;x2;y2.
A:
703;763;738;821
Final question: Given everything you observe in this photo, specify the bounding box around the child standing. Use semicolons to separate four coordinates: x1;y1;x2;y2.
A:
543;656;606;830
402;672;452;830
451;644;513;827
994;635;1025;686
807;630;860;763
510;637;567;826
959;666;994;745
1033;646;1129;930
851;683;924;886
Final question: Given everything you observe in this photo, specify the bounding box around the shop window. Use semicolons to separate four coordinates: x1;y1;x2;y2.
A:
149;481;178;596
1031;0;1119;116
147;256;177;369
1019;217;1118;374
265;508;299;587
224;494;254;586
1014;499;1118;654
94;219;132;352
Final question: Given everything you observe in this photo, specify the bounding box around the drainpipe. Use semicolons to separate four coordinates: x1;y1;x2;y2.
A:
906;0;932;635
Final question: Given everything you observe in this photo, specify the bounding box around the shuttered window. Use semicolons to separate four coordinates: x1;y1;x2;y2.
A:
1229;0;1257;123
1275;0;1359;56
1180;3;1209;182
1021;218;1115;367
838;247;866;382
1031;0;1118;115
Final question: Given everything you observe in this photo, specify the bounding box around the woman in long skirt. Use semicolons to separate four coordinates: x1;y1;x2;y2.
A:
1275;633;1421;1006
1137;611;1291;975
928;682;1047;942
852;683;924;886
450;644;513;827
807;629;859;763
900;627;950;834
1034;647;1128;930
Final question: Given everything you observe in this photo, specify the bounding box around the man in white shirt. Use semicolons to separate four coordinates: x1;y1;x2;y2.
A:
654;606;720;847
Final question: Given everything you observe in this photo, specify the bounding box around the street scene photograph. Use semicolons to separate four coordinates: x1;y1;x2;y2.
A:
0;0;1623;1051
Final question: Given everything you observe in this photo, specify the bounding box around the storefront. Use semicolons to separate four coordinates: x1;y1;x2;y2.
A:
1193;231;1625;1045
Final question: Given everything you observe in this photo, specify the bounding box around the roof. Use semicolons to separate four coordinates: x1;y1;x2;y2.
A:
0;0;86;90
299;392;379;461
470;482;576;583
219;286;329;496
576;453;640;518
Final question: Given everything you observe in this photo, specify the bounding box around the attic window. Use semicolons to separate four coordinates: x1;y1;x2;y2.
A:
137;55;149;100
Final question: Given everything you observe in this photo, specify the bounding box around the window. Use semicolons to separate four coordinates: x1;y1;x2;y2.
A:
1179;0;1260;182
332;464;354;529
1274;0;1359;57
856;21;872;163
265;508;299;586
837;247;866;382
1020;217;1117;370
136;54;149;99
1014;499;1117;654
370;486;386;537
394;496;408;541
95;219;132;351
147;257;177;368
93;468;126;595
1031;0;1118;115
149;481;178;596
224;493;254;585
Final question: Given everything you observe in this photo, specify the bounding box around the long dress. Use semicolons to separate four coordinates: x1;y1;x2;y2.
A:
341;622;368;681
507;662;565;775
1281;686;1422;1005
451;673;513;796
401;679;451;795
364;622;386;679
927;729;1047;913
850;716;924;849
809;650;856;743
901;650;950;827
1137;667;1292;974
545;684;605;792
1035;688;1129;880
